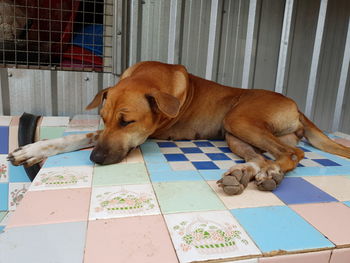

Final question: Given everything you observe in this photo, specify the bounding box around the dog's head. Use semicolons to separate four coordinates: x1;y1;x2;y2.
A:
86;63;189;165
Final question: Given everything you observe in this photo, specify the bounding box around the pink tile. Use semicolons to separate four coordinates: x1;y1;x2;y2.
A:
330;248;350;263
259;250;331;263
84;215;178;263
7;188;91;228
291;203;350;246
9;117;20;152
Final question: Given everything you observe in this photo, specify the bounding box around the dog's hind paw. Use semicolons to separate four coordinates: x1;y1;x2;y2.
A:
217;163;259;195
255;164;284;191
7;143;46;167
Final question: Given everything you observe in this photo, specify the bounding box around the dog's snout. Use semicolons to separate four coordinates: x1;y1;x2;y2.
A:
90;147;108;164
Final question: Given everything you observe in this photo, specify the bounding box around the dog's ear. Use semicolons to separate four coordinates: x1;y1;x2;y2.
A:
86;87;110;110
145;90;180;118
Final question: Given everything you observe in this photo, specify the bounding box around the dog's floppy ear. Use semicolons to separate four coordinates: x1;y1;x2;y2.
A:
145;89;180;118
86;87;110;110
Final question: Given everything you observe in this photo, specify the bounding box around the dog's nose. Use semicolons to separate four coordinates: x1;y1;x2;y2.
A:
90;148;107;164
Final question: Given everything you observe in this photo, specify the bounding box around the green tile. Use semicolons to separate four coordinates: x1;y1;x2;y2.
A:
93;163;150;186
153;181;226;214
40;127;66;140
0;211;7;223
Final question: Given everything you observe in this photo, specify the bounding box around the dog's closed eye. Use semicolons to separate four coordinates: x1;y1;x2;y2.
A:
119;116;135;127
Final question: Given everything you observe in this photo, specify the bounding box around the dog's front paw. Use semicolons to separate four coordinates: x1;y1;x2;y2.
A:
255;164;284;191
217;163;259;195
7;143;46;167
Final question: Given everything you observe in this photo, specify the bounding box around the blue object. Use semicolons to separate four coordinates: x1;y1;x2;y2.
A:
73;25;103;56
273;177;338;204
231;206;334;253
180;147;203;153
0;183;9;210
313;159;341;166
0;126;9;154
194;141;215;147
192;161;219;170
164;154;188;162
218;147;231;153
206;153;231;161
157;142;177;148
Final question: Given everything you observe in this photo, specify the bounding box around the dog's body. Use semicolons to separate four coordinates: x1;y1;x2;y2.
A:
8;61;350;195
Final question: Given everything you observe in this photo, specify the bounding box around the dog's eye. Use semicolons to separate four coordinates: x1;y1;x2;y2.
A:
119;117;135;127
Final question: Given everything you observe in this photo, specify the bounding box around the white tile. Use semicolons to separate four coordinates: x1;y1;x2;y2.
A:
29;166;93;191
40;116;70;127
89;184;161;220
299;159;323;167
164;210;261;263
175;141;197;147
0;211;13;226
185;154;211;161
169;161;197;171
226;153;243;160
304;152;327;159
210;141;228;147
0;116;12;126
126;148;144;163
200;147;222;153
213;161;234;170
8;183;31;211
0;155;9;183
160;147;183;154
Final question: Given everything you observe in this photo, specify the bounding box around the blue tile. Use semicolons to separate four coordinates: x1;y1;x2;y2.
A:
194;141;215;147
164;154;188;162
297;163;304;167
218;147;231;153
157;142;177;147
199;170;226;180
149;170;203;182
143;153;168;163
8;164;30;183
180;147;203;153
0;226;4;233
287;166;350;176
0;183;9;210
140;141;161;154
192;161;219;170
343;201;350;208
234;160;245;163
231;206;334;253
43;150;93;168
145;162;171;174
273;177;338;204
206;153;231;161
313;159;341;167
0;126;9;154
0;221;87;263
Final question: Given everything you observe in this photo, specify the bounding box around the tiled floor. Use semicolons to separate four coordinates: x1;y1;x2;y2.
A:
1;115;350;262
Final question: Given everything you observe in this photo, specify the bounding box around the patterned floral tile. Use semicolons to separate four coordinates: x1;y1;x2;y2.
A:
8;183;31;211
30;166;93;191
0;155;9;183
164;210;261;262
89;184;160;220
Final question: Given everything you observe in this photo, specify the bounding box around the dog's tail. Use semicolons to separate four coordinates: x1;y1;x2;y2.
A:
299;112;350;158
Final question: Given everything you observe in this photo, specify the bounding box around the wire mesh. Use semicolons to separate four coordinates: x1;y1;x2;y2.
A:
0;0;113;72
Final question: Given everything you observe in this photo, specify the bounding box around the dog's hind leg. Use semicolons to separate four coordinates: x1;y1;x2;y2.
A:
8;131;101;167
218;132;283;195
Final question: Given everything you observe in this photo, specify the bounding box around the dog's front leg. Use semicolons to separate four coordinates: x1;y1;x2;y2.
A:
7;131;101;167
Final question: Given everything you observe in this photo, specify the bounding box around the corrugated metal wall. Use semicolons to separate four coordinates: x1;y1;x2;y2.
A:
0;0;349;133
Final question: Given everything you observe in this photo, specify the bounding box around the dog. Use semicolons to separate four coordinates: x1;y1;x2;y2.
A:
7;61;350;195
